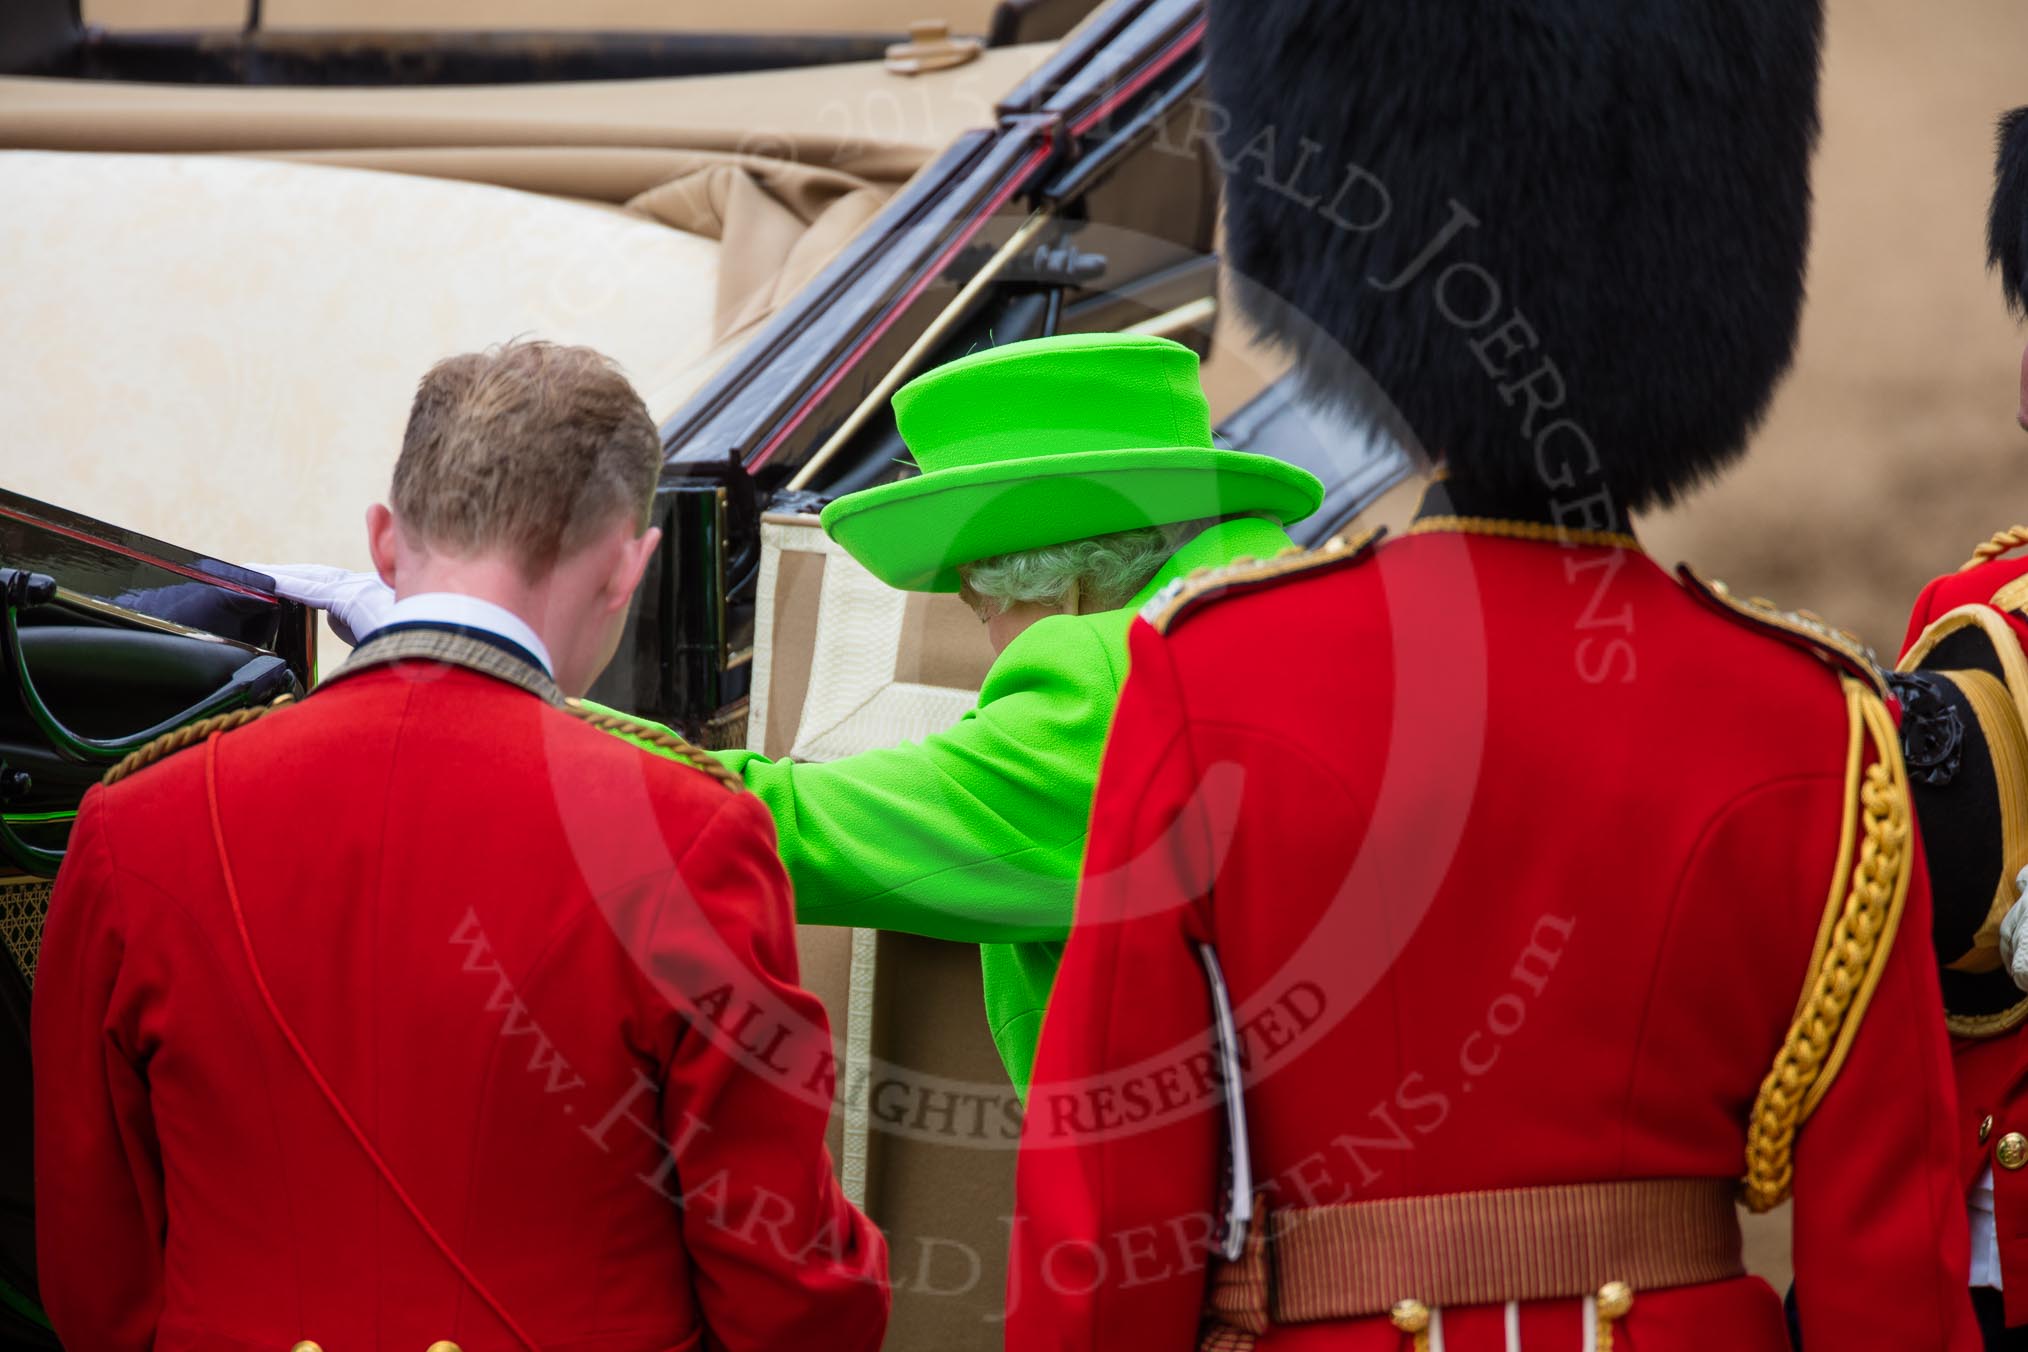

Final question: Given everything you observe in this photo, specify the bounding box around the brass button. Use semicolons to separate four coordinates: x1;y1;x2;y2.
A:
1998;1131;2028;1171
1389;1300;1430;1333
1596;1281;1635;1320
1983;1115;1996;1144
290;1343;323;1352
424;1344;463;1352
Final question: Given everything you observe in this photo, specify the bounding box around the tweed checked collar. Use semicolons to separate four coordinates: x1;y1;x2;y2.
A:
321;623;564;706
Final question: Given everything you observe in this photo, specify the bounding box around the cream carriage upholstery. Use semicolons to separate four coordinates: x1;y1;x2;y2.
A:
754;512;1018;1351
0;44;1047;671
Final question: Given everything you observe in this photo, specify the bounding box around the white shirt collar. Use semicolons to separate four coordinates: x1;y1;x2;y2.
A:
378;593;554;676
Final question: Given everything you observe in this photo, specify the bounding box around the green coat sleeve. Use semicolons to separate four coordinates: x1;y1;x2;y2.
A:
714;612;1124;945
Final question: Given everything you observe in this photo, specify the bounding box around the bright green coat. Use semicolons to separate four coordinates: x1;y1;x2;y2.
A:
714;516;1295;1094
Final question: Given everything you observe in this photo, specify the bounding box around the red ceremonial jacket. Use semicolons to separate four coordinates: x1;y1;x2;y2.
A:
33;648;887;1352
1010;504;1976;1352
1904;546;2028;1322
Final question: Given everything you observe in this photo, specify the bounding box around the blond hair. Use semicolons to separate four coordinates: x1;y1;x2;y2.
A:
391;340;661;570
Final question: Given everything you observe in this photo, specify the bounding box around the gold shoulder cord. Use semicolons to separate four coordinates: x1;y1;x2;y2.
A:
563;700;744;793
1740;679;1914;1212
1961;525;2028;572
100;696;294;786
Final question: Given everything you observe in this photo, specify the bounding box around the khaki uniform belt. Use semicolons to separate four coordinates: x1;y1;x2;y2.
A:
1202;1178;1743;1349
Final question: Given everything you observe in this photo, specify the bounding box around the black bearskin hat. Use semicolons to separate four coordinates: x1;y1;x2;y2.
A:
1205;0;1825;513
1989;107;2028;313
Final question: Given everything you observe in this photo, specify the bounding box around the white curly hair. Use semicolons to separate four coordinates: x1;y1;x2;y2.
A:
958;516;1227;617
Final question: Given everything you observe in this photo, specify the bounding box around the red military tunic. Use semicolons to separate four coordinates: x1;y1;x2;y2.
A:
1010;502;1976;1351
1903;538;2028;1325
33;638;887;1351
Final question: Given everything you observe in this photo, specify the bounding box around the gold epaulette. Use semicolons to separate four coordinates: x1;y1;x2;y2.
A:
1961;525;2028;572
1740;677;1914;1211
1679;568;1885;698
564;699;743;793
1139;528;1383;637
99;696;294;787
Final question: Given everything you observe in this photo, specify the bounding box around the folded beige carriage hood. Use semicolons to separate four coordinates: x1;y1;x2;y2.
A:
0;149;723;667
85;0;1014;34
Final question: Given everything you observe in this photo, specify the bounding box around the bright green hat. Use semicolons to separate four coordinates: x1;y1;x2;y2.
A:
819;332;1324;593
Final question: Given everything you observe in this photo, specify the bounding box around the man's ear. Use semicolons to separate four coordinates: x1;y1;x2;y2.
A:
605;525;661;615
366;503;400;588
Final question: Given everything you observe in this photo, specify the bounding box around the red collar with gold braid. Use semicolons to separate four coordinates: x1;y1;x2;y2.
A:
1404;474;1642;553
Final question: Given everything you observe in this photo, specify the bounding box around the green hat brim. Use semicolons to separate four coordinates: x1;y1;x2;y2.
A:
819;447;1324;593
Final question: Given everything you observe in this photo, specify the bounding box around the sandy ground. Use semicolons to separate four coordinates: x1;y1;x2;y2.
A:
1639;0;2028;651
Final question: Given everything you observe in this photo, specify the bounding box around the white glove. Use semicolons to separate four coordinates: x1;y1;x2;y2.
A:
2002;865;2028;993
250;563;395;647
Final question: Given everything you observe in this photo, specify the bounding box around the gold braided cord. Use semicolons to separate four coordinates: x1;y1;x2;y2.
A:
564;703;744;793
1405;515;1642;552
100;697;293;786
1792;695;1864;1018
1740;681;1914;1212
1961;525;2028;572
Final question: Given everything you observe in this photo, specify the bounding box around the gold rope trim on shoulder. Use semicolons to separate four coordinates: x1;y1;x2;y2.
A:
1962;525;2028;572
1991;573;2028;615
1686;571;1884;696
1740;679;1914;1212
1404;515;1641;552
100;696;294;787
564;700;743;793
1142;530;1380;635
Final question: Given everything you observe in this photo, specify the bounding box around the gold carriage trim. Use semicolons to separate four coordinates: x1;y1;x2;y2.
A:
1961;524;2028;572
1141;528;1382;636
100;696;294;787
565;700;745;794
1740;678;1914;1212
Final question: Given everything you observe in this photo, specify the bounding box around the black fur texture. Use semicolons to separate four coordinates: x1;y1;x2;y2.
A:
1989;107;2028;314
1205;0;1824;513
